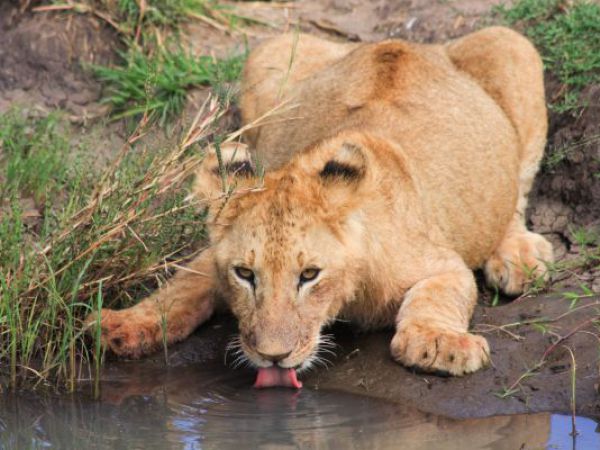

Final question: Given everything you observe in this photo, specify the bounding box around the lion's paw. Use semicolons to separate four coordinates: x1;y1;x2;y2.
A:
85;307;162;358
390;324;490;376
484;231;553;296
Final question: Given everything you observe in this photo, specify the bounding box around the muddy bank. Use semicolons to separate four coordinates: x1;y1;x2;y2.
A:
101;291;600;420
529;82;600;280
310;293;600;419
0;2;116;117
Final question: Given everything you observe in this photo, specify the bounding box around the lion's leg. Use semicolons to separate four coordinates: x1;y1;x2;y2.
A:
391;261;490;376
484;216;554;295
86;249;218;358
446;27;553;295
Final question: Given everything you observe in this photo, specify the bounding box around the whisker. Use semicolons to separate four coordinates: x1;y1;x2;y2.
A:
298;353;317;374
314;356;332;369
318;333;339;347
318;347;337;357
331;317;351;324
232;353;250;369
316;333;338;360
225;334;242;366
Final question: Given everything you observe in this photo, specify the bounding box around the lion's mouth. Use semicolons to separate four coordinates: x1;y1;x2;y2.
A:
253;367;302;389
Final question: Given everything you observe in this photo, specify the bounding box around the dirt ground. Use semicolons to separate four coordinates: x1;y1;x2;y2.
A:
0;2;115;117
1;0;599;419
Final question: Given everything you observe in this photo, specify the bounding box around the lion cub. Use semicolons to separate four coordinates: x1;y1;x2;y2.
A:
90;27;553;382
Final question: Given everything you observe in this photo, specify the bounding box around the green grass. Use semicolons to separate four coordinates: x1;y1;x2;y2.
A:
116;0;213;29
0;112;71;203
42;1;248;125
543;133;600;170
0;108;216;388
93;45;245;124
496;0;600;113
111;0;272;34
44;0;263;42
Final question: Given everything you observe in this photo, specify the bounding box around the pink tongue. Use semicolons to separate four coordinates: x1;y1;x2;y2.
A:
254;367;303;389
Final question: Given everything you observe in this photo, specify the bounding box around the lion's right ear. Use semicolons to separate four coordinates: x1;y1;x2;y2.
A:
192;142;259;203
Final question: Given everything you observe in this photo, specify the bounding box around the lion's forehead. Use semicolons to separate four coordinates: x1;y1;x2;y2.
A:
237;211;316;272
229;184;333;272
242;192;317;236
261;219;305;272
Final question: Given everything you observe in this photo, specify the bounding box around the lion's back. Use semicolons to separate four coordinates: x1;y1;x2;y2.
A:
240;34;520;266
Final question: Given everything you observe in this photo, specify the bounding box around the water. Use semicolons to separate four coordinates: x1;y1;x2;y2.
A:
1;361;598;450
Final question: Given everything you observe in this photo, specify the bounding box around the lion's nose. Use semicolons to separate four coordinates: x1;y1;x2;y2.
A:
257;350;292;362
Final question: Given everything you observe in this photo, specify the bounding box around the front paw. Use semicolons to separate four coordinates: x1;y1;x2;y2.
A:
390;324;490;376
85;307;162;358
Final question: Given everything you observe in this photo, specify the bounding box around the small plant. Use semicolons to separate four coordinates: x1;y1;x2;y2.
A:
563;345;579;437
160;304;169;363
532;322;551;334
493;308;600;399
116;0;213;29
37;0;248;41
543;133;600;170
93;45;246;123
495;365;538;398
491;286;500;307
570;225;598;249
496;0;600;114
0;111;71;202
563;284;595;309
93;282;104;399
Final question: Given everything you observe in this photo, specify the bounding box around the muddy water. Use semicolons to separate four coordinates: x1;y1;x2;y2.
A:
1;359;599;450
1;316;599;449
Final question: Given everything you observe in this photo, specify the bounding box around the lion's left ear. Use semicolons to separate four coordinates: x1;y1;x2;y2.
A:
192;142;259;202
319;142;367;187
314;141;369;210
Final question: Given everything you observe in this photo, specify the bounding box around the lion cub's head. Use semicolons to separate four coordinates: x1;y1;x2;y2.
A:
194;136;372;370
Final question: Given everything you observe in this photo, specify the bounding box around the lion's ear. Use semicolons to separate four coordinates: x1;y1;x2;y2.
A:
192;142;259;202
319;142;367;186
315;141;368;210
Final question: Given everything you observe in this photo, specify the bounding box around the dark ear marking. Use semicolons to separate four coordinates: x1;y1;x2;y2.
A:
212;160;255;178
319;142;366;182
320;160;361;180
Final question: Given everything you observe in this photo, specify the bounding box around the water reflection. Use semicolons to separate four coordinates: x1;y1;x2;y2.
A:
1;360;598;449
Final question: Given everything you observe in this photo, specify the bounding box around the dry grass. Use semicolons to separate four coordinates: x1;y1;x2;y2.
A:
0;97;228;388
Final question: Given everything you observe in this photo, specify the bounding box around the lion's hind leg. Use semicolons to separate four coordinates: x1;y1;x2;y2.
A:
446;27;554;295
484;220;554;296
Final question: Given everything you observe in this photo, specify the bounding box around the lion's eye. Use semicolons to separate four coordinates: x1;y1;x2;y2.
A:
234;266;255;285
299;268;320;285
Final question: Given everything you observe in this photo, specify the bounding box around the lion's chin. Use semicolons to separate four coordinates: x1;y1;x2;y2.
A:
253;367;303;389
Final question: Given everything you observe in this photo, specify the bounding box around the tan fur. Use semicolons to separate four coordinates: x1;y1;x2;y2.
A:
88;27;553;376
